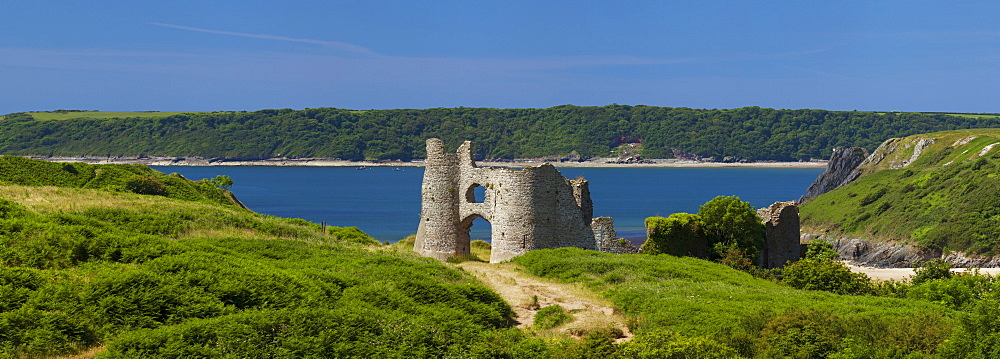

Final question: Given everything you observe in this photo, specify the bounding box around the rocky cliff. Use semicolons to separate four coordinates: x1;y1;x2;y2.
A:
799;147;869;203
804;234;1000;268
800;129;1000;259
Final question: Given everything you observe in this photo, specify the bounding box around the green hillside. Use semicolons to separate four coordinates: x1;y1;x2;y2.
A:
0;155;241;208
801;129;1000;254
3;106;1000;161
4;157;1000;358
0;158;518;358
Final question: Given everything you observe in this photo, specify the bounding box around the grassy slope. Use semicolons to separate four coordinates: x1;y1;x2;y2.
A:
0;159;516;358
0;156;975;357
801;129;1000;254
515;248;949;333
0;155;240;208
515;248;953;357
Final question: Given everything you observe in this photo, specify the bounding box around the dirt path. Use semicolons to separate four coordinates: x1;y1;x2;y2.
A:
458;261;632;341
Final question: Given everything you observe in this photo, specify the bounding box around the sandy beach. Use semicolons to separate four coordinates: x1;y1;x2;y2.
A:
38;156;828;169
848;265;1000;282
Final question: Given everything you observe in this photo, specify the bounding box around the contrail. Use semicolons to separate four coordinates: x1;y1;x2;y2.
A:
149;22;381;56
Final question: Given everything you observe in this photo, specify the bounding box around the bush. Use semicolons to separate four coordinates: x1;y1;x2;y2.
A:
804;240;840;261
781;258;873;295
0;199;28;219
938;298;1000;359
619;330;739;359
906;273;994;310
534;305;573;329
642;213;707;257
759;310;844;359
912;258;953;285
556;329;621;359
327;226;380;246
123;175;168;196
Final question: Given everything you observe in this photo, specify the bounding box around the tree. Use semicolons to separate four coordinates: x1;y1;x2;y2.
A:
205;175;233;190
698;195;765;259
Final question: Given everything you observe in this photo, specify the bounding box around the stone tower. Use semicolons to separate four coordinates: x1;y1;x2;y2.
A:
414;139;598;263
757;201;803;268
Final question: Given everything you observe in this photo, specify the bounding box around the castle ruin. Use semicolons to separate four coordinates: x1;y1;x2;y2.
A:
415;139;623;263
758;201;804;268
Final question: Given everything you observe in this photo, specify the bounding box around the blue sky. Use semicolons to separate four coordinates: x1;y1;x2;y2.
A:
3;1;1000;114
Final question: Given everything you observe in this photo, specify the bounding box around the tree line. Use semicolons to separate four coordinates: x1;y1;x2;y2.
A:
3;105;999;161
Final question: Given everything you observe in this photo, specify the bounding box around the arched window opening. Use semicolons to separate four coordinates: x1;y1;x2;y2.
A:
466;184;486;203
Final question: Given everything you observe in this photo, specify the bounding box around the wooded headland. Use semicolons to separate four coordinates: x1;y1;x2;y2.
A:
4;106;999;162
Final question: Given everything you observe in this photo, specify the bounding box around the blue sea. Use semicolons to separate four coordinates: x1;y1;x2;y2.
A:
152;166;824;242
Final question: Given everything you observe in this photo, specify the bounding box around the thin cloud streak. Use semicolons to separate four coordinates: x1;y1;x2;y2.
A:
149;22;382;56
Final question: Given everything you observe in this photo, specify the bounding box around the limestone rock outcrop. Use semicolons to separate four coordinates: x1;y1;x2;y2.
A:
758;201;803;268
802;234;939;267
799;147;869;203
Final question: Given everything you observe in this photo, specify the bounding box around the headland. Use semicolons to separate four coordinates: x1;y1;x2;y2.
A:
34;156;828;169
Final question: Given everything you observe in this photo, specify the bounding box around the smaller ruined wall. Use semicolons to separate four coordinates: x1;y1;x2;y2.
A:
592;217;639;254
758;201;803;268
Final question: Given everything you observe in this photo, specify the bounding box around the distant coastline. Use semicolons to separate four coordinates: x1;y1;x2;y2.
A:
33;156;828;169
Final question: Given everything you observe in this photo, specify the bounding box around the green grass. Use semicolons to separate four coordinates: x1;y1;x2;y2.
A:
802;129;1000;254
0;155;240;208
939;113;1000;119
0;186;520;358
514;248;954;358
24;111;210;121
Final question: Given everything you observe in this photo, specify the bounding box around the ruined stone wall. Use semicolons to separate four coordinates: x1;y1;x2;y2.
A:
592;217;640;254
758;201;803;268
415;139;598;263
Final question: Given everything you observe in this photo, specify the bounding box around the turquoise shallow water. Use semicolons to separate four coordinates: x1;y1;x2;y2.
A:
152;166;824;242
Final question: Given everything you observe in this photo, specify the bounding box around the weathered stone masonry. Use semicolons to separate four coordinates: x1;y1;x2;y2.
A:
758;201;803;268
414;139;609;263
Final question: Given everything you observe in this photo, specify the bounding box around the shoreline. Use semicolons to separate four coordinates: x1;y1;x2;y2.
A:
35;156;828;169
847;264;1000;282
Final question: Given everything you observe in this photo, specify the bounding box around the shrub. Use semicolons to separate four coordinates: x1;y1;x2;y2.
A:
557;329;621;359
123;175;167;196
327;226;380;245
0;199;28;219
906;273;994;310
781;258;873;295
642;213;707;257
716;244;755;272
759;310;845;359
938;297;1000;358
0;308;98;357
534;305;573;329
619;330;739;359
858;187;888;206
911;258;953;285
804;240;840;261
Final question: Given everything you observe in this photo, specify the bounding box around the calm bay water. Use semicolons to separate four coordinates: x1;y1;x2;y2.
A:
152;166;823;242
